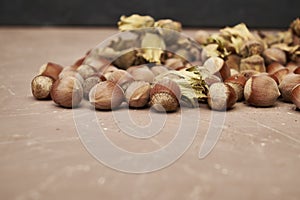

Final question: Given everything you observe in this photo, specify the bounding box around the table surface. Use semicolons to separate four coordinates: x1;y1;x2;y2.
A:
0;27;299;200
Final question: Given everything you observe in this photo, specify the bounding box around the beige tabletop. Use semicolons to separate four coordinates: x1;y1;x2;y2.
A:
0;27;299;200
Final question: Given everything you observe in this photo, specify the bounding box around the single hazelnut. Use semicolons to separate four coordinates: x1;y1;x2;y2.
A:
291;84;300;109
59;70;84;85
203;56;231;81
31;75;54;100
278;74;300;102
207;83;237;111
76;64;96;80
225;54;241;71
270;68;290;84
103;65;119;79
107;69;134;90
150;78;181;112
244;75;280;107
38;62;63;81
130;67;155;83
225;74;247;101
266;62;285;74
83;74;105;100
194;30;210;45
125;81;151;108
89;81;124;110
240;55;266;72
151;65;169;76
50;76;83;108
262;48;286;65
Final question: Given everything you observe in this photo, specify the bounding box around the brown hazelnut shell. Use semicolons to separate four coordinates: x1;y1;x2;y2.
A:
244;75;280;107
39;62;63;81
89;81;124;110
279;74;300;102
50;76;83;108
31;75;54;100
291;84;300;109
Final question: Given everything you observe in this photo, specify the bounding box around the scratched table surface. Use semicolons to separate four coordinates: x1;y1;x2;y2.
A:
0;27;299;200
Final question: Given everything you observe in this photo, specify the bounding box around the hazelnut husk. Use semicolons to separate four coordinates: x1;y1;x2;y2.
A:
207;83;237;111
291;84;300;109
31;75;54;100
203;56;231;81
89;81;124;110
38;62;63;81
278;74;300;102
125;81;151;108
240;55;266;72
225;74;247;101
150;78;181;112
244;75;280;107
50;76;83;108
164;58;185;70
262;48;286;65
240;40;264;57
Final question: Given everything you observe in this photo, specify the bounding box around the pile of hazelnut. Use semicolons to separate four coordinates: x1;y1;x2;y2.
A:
31;16;300;112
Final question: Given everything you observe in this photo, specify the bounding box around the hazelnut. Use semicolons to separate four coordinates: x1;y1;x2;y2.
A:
107;69;134;90
38;62;63;81
266;62;285;74
291;84;300;109
244;75;280;107
125;81;151;108
225;74;247;101
194;30;210;45
31;75;54;100
151;65;169;76
270;68;290;84
225;54;241;71
76;64;96;80
50;76;83;108
203;56;231;81
130;67;155;83
262;48;286;65
240;55;266;72
278;74;300;102
89;81;124;110
83;74;105;100
59;70;84;85
150;78;181;112
207;83;237;111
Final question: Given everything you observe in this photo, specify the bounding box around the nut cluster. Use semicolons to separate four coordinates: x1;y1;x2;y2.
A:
30;15;300;112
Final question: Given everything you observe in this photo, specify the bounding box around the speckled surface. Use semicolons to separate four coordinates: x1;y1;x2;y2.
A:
0;27;299;200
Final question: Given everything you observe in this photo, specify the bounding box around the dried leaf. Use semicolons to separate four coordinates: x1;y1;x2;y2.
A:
118;14;154;31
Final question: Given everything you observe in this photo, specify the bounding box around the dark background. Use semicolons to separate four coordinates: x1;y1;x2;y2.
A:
0;0;299;28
